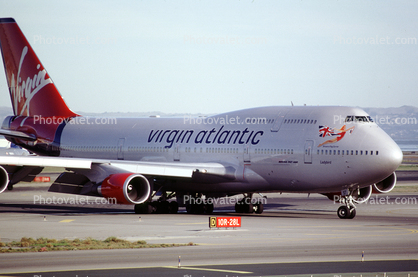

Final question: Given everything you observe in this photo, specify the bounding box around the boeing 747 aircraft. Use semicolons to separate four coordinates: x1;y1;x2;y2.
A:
0;18;402;219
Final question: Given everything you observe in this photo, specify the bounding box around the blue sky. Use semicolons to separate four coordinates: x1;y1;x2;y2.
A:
0;1;417;114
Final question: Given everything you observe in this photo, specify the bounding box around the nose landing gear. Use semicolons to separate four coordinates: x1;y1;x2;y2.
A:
337;190;357;219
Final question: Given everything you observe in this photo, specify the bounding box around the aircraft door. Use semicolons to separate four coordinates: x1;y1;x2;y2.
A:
304;140;313;164
117;138;125;160
243;144;251;163
271;109;290;132
174;144;180;161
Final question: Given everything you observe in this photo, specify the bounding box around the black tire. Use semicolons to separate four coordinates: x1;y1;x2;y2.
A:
204;203;214;214
254;202;264;214
348;207;356;219
235;199;254;213
186;203;192;214
245;203;254;213
157;201;170;214
134;202;153;214
235;202;244;213
168;201;179;214
337;205;350;219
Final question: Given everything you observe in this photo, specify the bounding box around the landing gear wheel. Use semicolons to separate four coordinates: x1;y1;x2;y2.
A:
235;202;244;213
168;201;179;214
254;202;264;214
155;201;169;214
134;202;153;214
337;205;356;219
337;206;350;219
7;184;13;191
348;207;356;219
204;203;214;214
235;200;253;213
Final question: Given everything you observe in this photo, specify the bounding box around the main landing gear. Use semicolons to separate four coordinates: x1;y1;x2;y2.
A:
234;193;264;214
134;200;179;214
337;190;357;219
134;191;179;214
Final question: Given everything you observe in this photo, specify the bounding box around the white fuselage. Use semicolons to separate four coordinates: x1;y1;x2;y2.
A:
55;106;402;194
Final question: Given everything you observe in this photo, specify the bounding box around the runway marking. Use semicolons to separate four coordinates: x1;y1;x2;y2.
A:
164;266;252;274
59;219;75;223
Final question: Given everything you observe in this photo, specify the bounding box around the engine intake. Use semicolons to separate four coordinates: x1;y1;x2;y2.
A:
373;172;397;193
351;185;372;203
0;166;9;194
98;173;151;204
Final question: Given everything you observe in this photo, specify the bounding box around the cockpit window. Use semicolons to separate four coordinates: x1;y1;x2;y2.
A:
345;116;354;122
355;116;369;122
345;115;372;123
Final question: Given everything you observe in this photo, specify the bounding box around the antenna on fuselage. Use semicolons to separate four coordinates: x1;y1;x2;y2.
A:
291;101;294;106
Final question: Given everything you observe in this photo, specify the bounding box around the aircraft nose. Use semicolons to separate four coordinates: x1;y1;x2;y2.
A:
382;138;403;174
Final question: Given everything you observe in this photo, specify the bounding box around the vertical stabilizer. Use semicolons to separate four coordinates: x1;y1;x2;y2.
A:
0;18;77;118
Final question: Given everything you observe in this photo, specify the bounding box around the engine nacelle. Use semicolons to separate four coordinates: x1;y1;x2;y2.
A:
351;185;372;203
98;173;151;204
0;166;9;194
373;172;397;194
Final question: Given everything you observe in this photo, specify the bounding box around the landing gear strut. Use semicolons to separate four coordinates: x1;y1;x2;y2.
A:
185;194;214;214
337;191;357;219
235;193;264;214
134;191;179;214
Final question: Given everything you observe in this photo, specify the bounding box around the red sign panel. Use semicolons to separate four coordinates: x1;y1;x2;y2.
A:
209;217;241;228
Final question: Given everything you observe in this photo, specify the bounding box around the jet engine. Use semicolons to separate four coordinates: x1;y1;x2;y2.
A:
98;173;152;204
0;166;9;194
373;172;397;193
351;185;372;203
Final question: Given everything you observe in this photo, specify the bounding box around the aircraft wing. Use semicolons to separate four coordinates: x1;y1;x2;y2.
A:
0;129;37;141
0;153;241;206
0;155;234;185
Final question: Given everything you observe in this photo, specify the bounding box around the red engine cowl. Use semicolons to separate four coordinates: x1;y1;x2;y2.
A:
372;172;397;193
98;173;151;204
